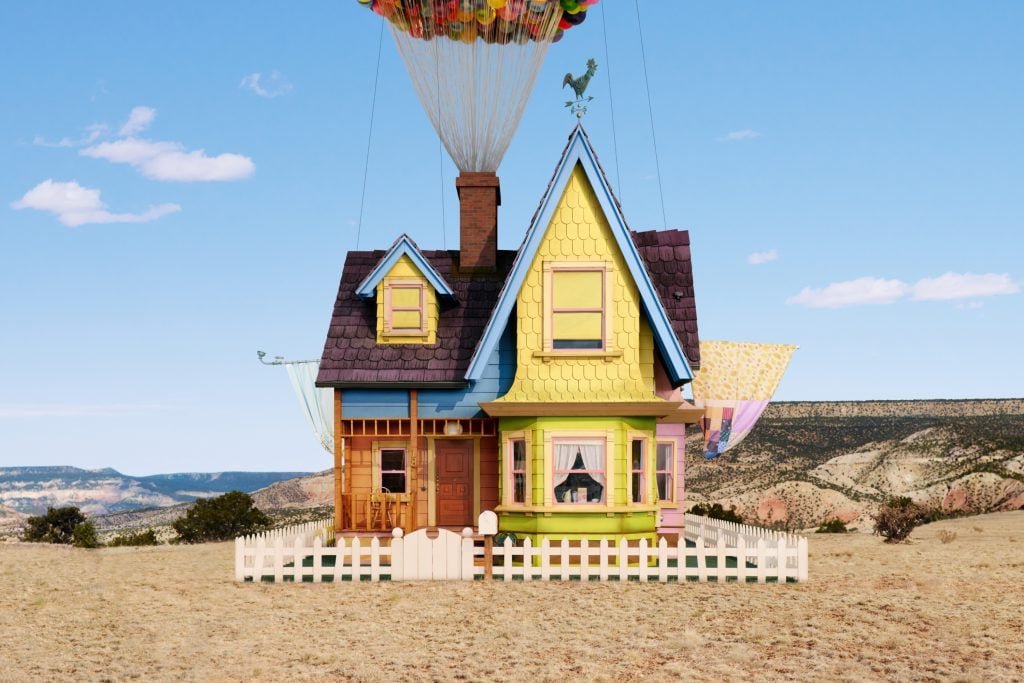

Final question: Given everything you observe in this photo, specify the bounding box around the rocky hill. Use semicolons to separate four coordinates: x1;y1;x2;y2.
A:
685;399;1024;530
0;466;309;517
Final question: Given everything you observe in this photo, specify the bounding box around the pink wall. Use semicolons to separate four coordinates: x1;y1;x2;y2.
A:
656;422;687;535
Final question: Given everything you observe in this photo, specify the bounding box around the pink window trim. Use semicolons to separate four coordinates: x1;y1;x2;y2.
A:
548;266;606;350
385;283;426;334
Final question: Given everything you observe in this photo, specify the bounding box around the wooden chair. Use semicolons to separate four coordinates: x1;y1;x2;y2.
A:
368;488;394;530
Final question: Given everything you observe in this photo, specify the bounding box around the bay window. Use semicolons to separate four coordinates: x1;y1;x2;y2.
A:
552;440;605;504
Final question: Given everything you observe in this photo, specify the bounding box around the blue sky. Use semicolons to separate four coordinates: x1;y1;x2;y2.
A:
1;2;1021;475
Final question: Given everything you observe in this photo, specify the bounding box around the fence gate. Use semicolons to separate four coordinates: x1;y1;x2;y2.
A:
393;528;468;581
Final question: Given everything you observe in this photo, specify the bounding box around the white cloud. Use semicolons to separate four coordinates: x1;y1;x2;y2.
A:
32;135;74;148
240;71;293;98
118;106;156;136
82;138;254;182
911;272;1019;301
0;403;164;418
747;249;778;265
33;123;108;149
11;179;180;227
786;277;909;309
721;129;761;142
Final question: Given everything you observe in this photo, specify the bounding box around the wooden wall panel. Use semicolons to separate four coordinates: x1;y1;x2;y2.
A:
478;436;499;512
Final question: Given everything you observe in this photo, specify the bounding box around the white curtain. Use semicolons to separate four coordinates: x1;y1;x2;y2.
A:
285;362;334;454
578;444;605;488
553;444;578;489
553;442;605;503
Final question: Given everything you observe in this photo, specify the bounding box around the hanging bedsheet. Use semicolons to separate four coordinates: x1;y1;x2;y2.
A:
690;341;797;459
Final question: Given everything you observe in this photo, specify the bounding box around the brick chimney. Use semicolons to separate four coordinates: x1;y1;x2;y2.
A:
455;172;500;271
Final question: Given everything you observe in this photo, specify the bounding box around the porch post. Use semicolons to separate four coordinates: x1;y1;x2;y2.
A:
334;388;343;534
408;389;418;534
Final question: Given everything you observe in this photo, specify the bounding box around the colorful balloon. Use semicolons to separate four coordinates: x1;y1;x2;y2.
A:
356;0;588;45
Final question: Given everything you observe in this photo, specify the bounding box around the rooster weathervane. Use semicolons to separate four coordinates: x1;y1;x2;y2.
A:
563;58;597;119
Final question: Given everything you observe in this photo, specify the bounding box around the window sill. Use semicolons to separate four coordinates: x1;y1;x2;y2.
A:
533;350;622;362
495;504;661;514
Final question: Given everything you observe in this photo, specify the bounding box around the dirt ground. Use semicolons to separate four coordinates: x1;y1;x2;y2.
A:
1;512;1022;682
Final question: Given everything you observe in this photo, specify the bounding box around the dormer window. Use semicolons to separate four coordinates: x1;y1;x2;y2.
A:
543;261;613;353
383;280;426;336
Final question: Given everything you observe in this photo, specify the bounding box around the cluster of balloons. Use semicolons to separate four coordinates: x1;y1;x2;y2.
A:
357;0;598;44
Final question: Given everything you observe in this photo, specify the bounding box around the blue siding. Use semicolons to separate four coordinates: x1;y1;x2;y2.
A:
341;389;410;418
419;322;516;418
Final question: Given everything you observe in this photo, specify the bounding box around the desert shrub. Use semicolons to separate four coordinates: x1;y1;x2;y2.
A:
22;506;87;544
874;497;928;543
937;530;957;544
172;491;271;543
687;503;744;524
816;518;848;534
108;529;160;547
72;521;101;548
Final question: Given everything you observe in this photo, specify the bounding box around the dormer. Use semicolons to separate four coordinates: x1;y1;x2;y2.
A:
355;235;456;345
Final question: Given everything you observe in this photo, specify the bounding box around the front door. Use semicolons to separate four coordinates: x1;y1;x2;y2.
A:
436;440;473;527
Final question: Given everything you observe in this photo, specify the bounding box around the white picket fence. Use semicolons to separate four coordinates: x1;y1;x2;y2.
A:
235;514;808;584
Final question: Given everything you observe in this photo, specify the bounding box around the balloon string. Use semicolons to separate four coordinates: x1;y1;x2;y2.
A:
436;53;447;250
356;19;385;250
634;0;668;230
600;1;623;206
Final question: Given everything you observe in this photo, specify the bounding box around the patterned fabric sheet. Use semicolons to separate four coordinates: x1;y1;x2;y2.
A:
691;341;797;459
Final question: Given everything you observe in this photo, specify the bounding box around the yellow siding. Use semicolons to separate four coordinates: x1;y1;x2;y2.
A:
375;254;439;344
498;164;658;403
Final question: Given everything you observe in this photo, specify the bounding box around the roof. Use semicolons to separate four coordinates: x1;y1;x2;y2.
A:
631;228;700;369
315;125;700;388
354;234;456;301
316;249;516;387
463;125;695;387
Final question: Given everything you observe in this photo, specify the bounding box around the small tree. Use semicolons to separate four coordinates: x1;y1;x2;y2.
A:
688;503;744;524
816;518;848;534
172;490;271;543
108;529;160;547
874;496;926;543
72;521;101;548
22;506;87;544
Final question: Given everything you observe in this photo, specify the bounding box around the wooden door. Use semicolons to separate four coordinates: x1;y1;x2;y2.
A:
436;440;473;527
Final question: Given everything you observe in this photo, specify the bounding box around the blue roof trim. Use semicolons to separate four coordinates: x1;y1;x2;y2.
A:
465;127;694;385
355;234;456;301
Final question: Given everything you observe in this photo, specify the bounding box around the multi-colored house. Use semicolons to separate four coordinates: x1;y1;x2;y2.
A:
315;126;703;544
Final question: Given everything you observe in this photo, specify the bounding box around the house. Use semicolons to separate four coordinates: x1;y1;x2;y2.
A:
315;126;703;544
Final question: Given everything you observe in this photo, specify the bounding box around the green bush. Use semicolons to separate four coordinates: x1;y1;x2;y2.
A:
172;490;271;543
108;529;160;547
22;506;87;544
687;503;744;524
72;521;101;548
874;497;928;543
816;518;848;534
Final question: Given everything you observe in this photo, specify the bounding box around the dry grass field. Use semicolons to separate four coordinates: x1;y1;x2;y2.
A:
2;512;1022;682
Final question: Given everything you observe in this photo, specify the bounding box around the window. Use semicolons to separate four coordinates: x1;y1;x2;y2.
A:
552;440;605;504
510;439;527;504
655;442;674;502
630;439;645;503
550;268;605;350
380;448;407;493
385;282;425;335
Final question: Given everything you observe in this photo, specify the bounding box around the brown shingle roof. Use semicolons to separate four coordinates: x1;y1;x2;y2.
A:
631;228;701;369
316;249;517;387
315;231;699;386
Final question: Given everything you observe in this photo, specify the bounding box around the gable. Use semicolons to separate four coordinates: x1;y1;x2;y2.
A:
497;164;656;403
355;234;455;301
375;254;439;344
465;126;694;387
